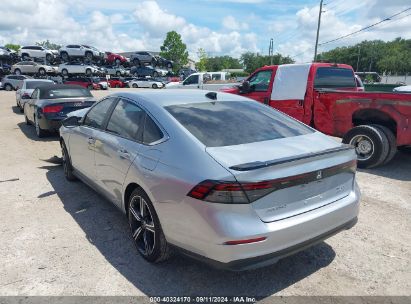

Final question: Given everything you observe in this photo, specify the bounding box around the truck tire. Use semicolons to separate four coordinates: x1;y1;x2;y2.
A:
85;52;93;61
14;69;21;75
371;125;397;165
61;52;69;62
342;125;389;169
46;54;53;63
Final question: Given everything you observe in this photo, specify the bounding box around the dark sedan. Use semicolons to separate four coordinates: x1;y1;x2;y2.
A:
23;84;96;137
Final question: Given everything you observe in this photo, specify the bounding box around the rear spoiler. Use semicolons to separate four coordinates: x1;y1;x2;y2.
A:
229;145;354;171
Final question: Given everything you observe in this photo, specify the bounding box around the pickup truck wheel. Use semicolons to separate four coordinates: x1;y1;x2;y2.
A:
372;125;397;165
342;125;389;169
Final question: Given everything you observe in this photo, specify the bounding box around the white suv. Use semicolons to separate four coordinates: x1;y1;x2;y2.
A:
18;46;58;62
59;45;104;62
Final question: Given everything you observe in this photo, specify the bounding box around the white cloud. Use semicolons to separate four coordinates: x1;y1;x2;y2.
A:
222;15;249;30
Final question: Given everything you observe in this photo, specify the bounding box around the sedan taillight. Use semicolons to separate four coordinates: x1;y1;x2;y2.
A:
43;105;63;113
188;160;357;204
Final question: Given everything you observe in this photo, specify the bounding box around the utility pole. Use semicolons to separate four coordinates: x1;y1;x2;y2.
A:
314;0;324;62
356;46;361;72
269;38;274;65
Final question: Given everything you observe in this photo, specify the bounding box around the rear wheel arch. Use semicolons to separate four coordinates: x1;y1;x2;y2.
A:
124;183;143;215
352;109;397;137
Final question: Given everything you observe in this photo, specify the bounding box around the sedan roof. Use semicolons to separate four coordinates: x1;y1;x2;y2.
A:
111;89;250;108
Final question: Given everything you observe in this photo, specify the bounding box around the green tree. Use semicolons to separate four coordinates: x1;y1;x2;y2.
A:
160;31;189;72
35;40;61;50
4;43;20;52
317;38;411;74
196;48;208;72
240;52;294;73
205;56;242;71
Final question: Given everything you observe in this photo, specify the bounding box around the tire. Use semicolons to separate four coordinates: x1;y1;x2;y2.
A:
342;125;389;169
61;141;77;181
85;52;93;61
25;112;31;125
128;188;170;263
46;54;52;63
85;68;92;76
22;54;29;61
14;69;21;75
4;83;13;91
61;52;69;62
34;115;47;138
372;125;397;165
116;71;121;76
62;69;69;76
38;68;46;76
152;83;158;89
153;71;159;77
132;83;138;88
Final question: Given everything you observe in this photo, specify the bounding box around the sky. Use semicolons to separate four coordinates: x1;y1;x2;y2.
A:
0;0;410;62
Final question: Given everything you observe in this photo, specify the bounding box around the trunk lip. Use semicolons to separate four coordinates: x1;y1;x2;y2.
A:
229;144;353;171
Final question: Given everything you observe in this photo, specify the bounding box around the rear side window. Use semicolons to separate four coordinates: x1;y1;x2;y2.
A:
106;99;145;141
83;98;114;129
314;67;356;88
143;115;163;144
166;101;313;147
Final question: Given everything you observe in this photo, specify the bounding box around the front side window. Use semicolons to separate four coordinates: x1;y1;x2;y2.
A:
248;70;273;92
314;67;356;88
106;99;145;141
183;75;199;85
166;100;313;147
31;89;39;99
83;98;115;129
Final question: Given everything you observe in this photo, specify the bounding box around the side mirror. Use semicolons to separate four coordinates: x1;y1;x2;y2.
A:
239;80;251;94
62;116;80;128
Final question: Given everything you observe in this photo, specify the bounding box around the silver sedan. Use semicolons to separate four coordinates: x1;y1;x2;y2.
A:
59;90;360;270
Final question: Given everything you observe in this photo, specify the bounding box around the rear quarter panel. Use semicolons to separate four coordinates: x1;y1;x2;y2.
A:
314;91;411;145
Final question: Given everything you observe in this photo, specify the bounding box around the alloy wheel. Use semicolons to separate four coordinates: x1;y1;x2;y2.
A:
129;195;156;257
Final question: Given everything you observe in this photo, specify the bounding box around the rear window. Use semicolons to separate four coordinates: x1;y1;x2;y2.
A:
40;88;92;99
166;101;313;147
26;81;52;89
314;67;356;88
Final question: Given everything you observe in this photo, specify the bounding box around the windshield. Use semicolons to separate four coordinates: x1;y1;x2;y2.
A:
40;88;92;99
166;100;313;147
314;67;356;88
26;81;53;89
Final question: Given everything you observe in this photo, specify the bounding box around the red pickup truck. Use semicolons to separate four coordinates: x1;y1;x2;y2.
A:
223;63;411;168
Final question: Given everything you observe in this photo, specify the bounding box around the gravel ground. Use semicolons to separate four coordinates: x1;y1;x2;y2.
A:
0;89;410;297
